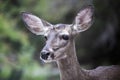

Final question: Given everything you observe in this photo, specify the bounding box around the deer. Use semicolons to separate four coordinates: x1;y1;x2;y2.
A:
21;6;120;80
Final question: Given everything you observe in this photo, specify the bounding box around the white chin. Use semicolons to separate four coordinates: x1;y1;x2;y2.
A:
43;59;55;63
40;58;55;63
40;56;55;63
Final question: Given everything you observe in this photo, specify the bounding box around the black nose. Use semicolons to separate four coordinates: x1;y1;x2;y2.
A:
41;52;50;60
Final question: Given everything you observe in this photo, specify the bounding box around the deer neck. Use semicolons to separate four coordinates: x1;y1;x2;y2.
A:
57;40;89;80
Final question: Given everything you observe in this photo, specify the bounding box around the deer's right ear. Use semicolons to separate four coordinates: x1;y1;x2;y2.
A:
21;12;53;35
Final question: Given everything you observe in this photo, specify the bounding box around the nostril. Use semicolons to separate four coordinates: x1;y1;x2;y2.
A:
41;52;50;60
46;52;50;56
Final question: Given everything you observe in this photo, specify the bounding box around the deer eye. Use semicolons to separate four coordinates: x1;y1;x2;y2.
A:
61;35;69;40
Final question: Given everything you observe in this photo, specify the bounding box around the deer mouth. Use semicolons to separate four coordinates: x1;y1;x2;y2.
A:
40;57;55;63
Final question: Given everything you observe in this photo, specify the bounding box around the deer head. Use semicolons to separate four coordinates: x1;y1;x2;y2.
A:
21;6;93;63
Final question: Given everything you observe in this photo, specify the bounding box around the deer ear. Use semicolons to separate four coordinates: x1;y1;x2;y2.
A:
73;6;93;32
21;12;53;35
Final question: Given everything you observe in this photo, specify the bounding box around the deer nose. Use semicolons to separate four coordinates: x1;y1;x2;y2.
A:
40;52;50;60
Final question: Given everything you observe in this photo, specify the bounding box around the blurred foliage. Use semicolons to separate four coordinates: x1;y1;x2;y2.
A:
0;0;61;80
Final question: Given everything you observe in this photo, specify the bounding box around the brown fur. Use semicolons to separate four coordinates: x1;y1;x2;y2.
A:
57;39;120;80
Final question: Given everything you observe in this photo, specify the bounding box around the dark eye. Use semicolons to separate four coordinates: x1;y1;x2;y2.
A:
61;35;69;40
44;36;47;40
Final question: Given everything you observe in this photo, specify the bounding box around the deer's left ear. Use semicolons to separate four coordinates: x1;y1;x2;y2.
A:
73;6;94;32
